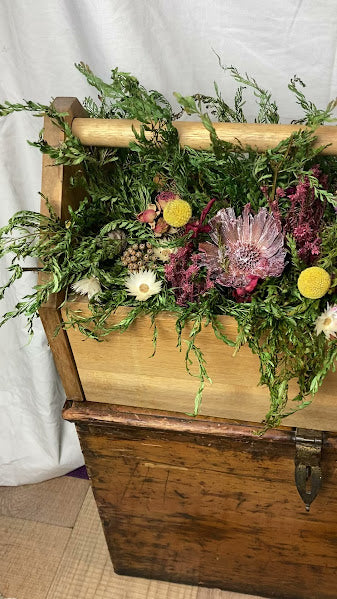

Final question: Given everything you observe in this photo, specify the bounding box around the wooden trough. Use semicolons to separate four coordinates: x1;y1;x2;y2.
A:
39;98;337;599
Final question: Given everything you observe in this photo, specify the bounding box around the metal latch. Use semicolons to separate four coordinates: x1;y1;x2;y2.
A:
295;428;323;512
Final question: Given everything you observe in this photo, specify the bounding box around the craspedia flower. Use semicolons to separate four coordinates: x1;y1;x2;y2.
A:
315;304;337;339
297;267;331;299
125;269;162;301
163;198;192;227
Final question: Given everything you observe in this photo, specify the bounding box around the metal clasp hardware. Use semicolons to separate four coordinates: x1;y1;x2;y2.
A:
295;428;323;512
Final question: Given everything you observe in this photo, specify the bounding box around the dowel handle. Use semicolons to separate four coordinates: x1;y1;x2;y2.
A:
71;118;337;155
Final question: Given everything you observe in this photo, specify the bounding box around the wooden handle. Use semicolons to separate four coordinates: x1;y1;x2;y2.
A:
72;118;337;154
41;97;88;221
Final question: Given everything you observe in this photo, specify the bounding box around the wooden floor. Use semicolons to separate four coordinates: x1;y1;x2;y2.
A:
0;476;264;599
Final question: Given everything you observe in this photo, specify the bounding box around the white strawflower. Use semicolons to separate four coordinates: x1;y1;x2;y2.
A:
153;239;177;263
71;276;102;300
125;269;162;301
315;303;337;339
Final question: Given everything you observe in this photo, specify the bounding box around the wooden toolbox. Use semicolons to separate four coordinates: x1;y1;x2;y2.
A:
40;98;337;599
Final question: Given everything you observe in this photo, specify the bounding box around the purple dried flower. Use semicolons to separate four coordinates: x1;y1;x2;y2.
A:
198;204;286;289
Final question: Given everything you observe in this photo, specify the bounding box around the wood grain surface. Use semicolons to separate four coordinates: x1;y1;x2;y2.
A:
0;476;89;527
40;97;87;223
72;119;337;155
38;97;88;400
39;306;85;401
46;486;261;599
0;476;261;599
0;515;71;599
72;408;337;599
62;303;337;431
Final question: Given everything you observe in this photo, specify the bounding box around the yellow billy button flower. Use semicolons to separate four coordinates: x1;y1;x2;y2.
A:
163;198;192;228
297;266;331;299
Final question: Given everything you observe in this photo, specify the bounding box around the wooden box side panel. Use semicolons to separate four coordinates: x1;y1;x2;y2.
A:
39;98;88;401
63;303;337;431
73;410;337;599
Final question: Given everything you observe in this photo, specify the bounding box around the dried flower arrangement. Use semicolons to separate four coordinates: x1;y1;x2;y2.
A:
1;62;337;429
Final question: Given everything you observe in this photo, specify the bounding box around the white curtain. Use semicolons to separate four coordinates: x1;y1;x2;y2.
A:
1;0;336;485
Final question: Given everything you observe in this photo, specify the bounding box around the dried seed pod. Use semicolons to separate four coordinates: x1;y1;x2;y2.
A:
109;229;126;240
139;243;146;250
107;228;127;249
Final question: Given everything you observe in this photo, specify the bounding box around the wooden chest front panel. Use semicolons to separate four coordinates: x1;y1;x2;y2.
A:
67;403;337;599
63;302;337;432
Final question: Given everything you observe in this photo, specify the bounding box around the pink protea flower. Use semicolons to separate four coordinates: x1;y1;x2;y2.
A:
198;204;286;289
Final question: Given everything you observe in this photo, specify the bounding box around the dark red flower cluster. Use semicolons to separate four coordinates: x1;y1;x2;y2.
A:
164;198;217;305
165;246;214;306
284;166;327;264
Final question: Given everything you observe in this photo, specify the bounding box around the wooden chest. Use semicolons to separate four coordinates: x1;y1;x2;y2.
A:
40;99;337;599
62;402;337;599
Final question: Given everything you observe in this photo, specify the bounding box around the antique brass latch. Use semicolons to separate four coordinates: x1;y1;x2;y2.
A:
295;428;323;512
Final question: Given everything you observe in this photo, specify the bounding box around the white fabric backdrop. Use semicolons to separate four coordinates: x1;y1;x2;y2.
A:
0;0;336;485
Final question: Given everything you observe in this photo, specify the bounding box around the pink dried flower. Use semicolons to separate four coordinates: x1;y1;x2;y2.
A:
276;187;286;198
156;191;177;210
137;207;157;223
284;166;326;264
260;185;269;199
185;198;217;239
165;246;214;306
153;217;170;235
198;204;286;290
137;192;180;237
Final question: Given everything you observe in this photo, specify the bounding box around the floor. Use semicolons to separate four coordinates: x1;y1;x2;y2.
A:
0;476;264;599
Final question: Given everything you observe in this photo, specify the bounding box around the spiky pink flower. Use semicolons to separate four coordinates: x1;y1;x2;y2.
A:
284;166;326;264
198;204;286;289
165;247;214;306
